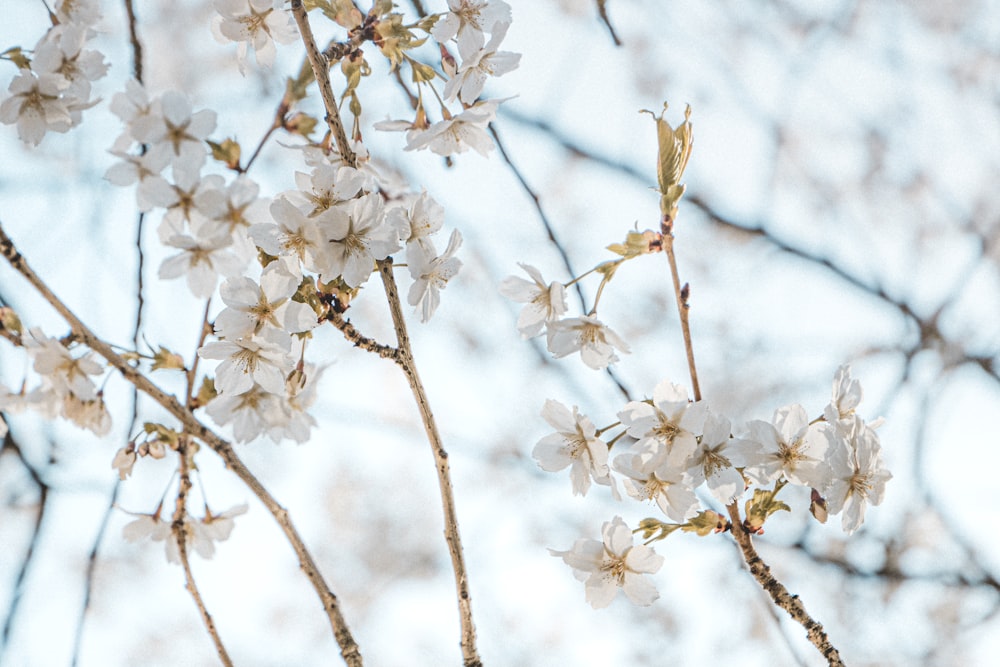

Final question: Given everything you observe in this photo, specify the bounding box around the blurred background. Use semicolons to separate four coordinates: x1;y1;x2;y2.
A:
1;0;999;665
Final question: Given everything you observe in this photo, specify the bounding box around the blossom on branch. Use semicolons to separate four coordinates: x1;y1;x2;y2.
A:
212;0;298;74
499;263;567;338
546;315;629;369
532;399;612;496
550;516;664;609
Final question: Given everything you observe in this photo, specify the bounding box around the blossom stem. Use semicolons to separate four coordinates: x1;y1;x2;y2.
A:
725;502;845;666
661;218;701;400
377;258;482;666
0;222;365;667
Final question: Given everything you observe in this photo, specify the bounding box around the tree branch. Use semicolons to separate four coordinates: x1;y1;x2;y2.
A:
0;221;363;667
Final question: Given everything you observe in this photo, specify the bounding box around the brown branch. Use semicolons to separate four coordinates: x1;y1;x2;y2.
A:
173;437;233;666
377;259;481;666
323;307;399;360
726;503;845;666
595;0;623;46
0;222;363;667
290;0;356;167
661;220;701;401
290;3;481;662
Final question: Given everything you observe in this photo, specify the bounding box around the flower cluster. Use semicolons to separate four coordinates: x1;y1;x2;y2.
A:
0;328;111;436
500;263;630;370
541;366;891;607
123;503;249;563
0;0;107;145
374;1;520;157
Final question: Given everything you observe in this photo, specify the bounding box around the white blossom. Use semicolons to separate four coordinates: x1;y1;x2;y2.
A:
546;314;629;370
212;0;298;74
0;71;73;146
550;516;663;609
499;263;567;338
319;193;400;288
407;229;462;322
824;416;892;534
744;404;832;488
214;259;317;339
532;399;611;496
198;327;294;396
432;0;512;57
443;22;520;104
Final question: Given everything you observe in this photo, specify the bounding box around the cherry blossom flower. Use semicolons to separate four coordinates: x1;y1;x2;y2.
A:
550;516;664;609
214;259;317;339
320;193;401;288
403;98;506;157
443;22;520;104
55;0;103;27
0;71;72;146
613;446;699;522
683;412;750;504
384;191;445;264
251;196;328;270
212;0;298;74
123;504;248;562
26;329;103;402
408;229;463;322
31;24;108;102
824;364;863;427
206;383;286;443
132;91;216;174
198;327;294;396
744;404;832;488
824;416;891;534
532;399;610;496
288;164;371;216
195;175;271;236
617;381;707;471
499;263;567;338
112;445;137;479
432;0;512;56
158;215;249;298
546;314;629;370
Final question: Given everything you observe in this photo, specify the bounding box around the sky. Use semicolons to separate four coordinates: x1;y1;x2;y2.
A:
1;1;999;666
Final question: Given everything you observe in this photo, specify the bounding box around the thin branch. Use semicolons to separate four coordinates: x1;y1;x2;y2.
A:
377;259;481;666
0;221;363;667
726;504;845;666
290;0;356;167
595;0;623;46
0;432;49;662
174;438;233;666
323;305;399;360
291;4;480;662
661;220;701;401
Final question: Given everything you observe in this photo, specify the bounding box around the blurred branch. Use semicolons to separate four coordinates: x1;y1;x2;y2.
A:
595;0;623;46
0;429;50;664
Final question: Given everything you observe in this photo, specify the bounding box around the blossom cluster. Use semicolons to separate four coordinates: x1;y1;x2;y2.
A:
543;365;891;607
0;327;111;437
0;0;107;145
500;263;629;370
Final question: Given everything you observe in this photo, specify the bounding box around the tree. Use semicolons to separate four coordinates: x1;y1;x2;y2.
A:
1;1;997;665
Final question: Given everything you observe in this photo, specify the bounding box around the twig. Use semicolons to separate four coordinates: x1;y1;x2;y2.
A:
595;0;623;46
323;306;399;360
726;504;845;666
377;259;481;667
661;221;701;400
174;437;233;666
0;222;364;667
